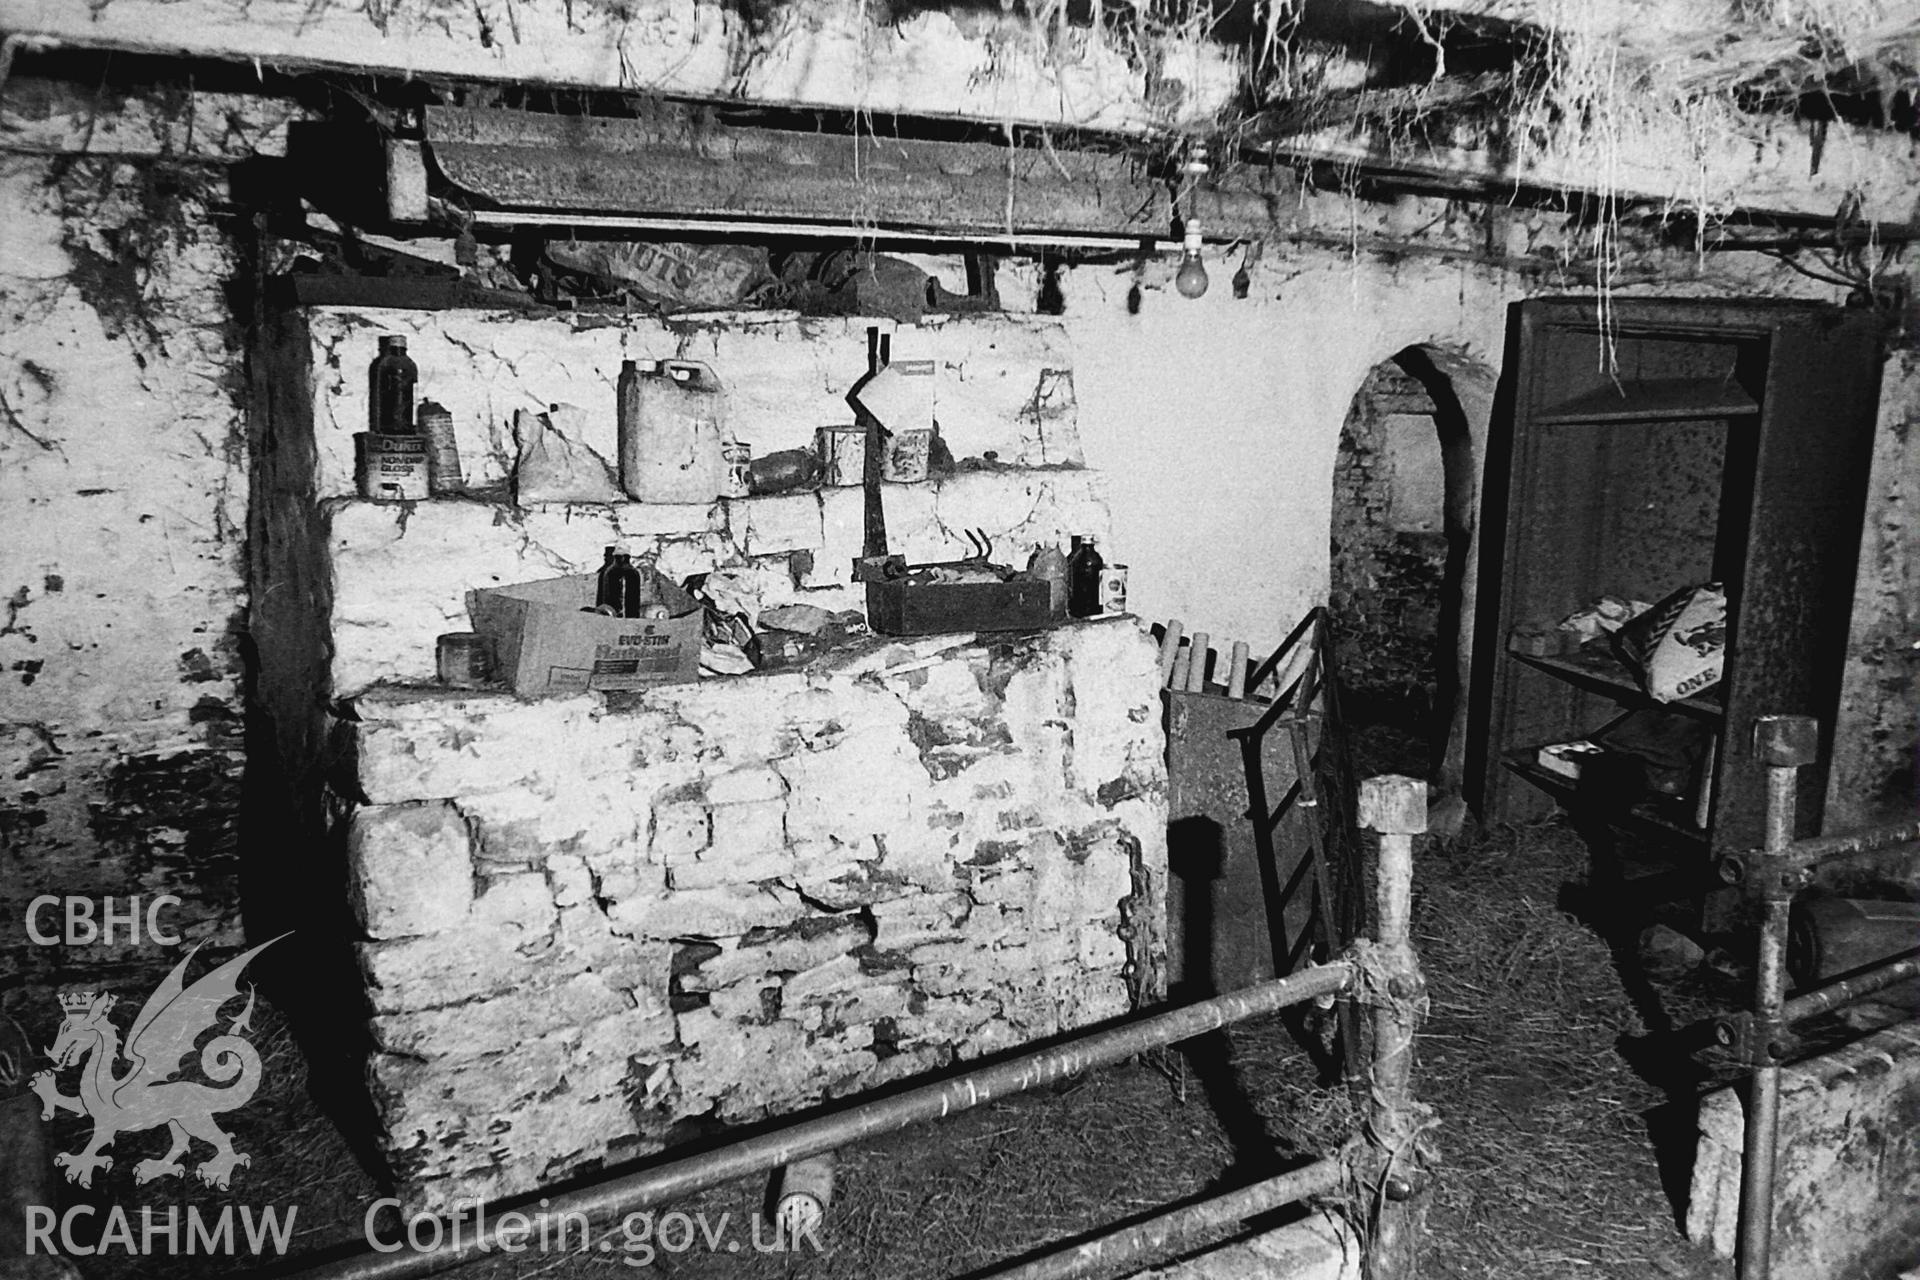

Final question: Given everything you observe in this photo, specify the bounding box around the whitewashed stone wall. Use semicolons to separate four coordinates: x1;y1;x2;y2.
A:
341;620;1168;1214
302;307;1085;502
252;301;1156;1211
269;306;1107;697
323;472;1110;694
0;156;250;981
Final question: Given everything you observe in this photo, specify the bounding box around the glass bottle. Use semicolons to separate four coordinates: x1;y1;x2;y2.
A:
603;553;646;619
1067;535;1105;618
594;546;619;611
369;336;418;433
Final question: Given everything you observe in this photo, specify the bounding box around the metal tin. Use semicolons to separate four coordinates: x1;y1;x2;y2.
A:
355;432;430;501
816;425;868;486
772;1155;835;1238
419;401;463;494
882;427;932;483
721;441;752;499
1100;564;1129;615
436;632;492;687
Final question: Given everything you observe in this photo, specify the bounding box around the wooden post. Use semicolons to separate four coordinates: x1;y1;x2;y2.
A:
1358;774;1428;1280
1226;640;1250;700
1185;632;1210;693
1157;620;1186;688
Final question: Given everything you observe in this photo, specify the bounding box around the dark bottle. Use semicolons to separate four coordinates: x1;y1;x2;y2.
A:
1067;535;1105;618
746;448;821;495
594;546;619;610
370;336;419;434
602;553;646;619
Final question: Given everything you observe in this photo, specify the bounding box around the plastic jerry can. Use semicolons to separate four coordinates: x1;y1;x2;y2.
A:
619;359;731;503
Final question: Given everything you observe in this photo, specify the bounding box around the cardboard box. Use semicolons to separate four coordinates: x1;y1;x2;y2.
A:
467;573;702;696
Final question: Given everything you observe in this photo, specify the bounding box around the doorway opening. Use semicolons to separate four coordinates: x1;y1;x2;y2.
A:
1328;346;1479;786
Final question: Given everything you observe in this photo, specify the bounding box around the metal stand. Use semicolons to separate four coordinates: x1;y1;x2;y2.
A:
1358;775;1430;1279
1712;714;1920;1280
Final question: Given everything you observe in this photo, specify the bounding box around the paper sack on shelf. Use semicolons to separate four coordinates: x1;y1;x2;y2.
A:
467;573;702;696
1613;583;1727;703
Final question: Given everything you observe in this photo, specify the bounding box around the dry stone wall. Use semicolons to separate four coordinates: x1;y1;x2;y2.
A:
258;302;1163;1212
270;307;1106;698
340;620;1168;1214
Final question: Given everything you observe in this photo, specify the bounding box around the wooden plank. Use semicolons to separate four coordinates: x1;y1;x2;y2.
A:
424;107;1294;238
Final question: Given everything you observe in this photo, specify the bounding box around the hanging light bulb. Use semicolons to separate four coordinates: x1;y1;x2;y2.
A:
1173;142;1210;300
1174;226;1209;299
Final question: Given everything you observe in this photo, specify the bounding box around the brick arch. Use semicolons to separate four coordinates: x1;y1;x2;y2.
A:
1328;342;1497;799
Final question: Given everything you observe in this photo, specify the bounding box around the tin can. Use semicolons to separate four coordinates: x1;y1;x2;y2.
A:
419;400;463;495
436;633;492;688
816;425;868;486
773;1154;835;1238
1099;564;1129;615
721;441;752;499
355;432;430;501
882;427;932;483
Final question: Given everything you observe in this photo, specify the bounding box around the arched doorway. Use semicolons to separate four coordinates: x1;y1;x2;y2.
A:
1328;345;1485;794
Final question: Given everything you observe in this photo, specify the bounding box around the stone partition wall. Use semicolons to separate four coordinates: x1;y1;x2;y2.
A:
255;304;1107;705
251;300;1165;1213
339;620;1167;1213
1688;1016;1920;1279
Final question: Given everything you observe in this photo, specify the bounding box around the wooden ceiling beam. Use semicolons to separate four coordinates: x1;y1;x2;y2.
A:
422;106;1296;242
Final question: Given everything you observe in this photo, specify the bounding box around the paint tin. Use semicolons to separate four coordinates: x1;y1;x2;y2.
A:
721;441;752;499
418;400;463;494
1099;564;1129;615
436;633;492;688
355;432;430;501
773;1155;835;1239
816;425;868;486
882;427;932;483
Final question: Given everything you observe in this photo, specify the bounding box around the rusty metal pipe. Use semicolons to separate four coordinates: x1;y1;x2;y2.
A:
272;963;1356;1280
1738;715;1815;1280
1359;775;1428;1279
974;1154;1349;1280
1774;817;1920;871
1783;946;1920;1024
1740;894;1789;1280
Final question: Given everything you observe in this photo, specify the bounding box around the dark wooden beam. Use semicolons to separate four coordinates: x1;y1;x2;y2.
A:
424;106;1294;241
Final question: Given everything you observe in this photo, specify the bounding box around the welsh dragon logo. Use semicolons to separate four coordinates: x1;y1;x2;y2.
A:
29;935;284;1190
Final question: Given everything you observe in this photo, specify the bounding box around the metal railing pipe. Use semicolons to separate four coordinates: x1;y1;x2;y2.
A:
974;1153;1349;1280
1783;946;1920;1025
1775;817;1920;872
276;962;1356;1280
1359;774;1429;1279
1724;817;1920;886
1737;714;1816;1280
